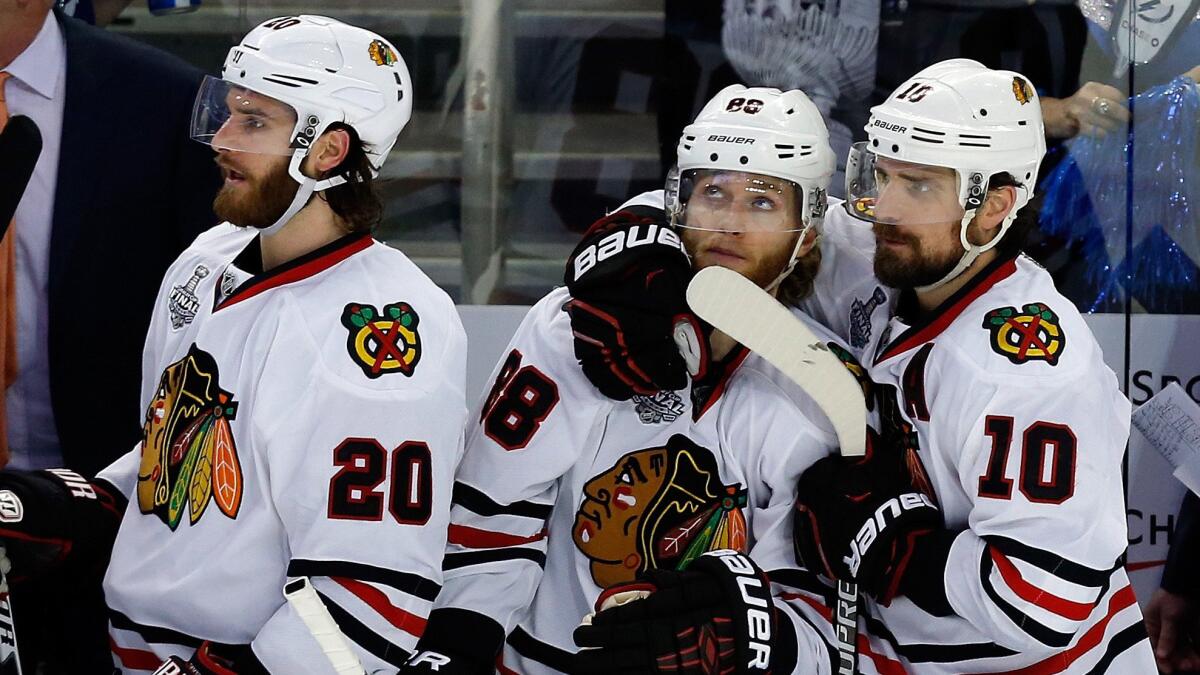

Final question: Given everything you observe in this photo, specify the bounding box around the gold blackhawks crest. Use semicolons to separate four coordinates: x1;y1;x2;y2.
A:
572;435;747;588
137;344;243;530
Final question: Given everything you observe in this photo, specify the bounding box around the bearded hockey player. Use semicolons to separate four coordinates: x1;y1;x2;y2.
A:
399;86;853;674
0;16;466;673
782;59;1156;673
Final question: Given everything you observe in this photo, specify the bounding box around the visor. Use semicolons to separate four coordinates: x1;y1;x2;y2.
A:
190;76;302;156
844;142;966;226
674;169;808;233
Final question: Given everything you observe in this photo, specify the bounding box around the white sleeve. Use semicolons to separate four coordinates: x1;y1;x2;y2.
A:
95;443;142;499
434;289;610;638
930;345;1130;654
250;297;468;673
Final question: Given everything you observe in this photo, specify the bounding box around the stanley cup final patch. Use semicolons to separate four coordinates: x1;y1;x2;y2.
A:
983;303;1066;366
168;265;210;330
341;302;422;378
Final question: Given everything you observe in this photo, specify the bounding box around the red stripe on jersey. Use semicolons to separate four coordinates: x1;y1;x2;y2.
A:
990;584;1138;675
448;524;548;549
990;547;1095;621
783;592;907;675
109;635;163;671
331;576;428;639
875;257;1017;365
496;655;520;675
216;234;373;311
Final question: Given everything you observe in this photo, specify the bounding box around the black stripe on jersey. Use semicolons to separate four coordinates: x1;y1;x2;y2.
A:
452;482;553;520
508;625;577;672
108;608;203;648
986;535;1115;588
287;559;441;602
980;551;1075;648
316;589;411;668
443;547;546;571
852;604;1020;664
1084;621;1150;675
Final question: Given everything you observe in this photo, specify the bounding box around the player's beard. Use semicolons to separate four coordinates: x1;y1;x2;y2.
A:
683;229;799;291
873;225;962;289
213;158;302;230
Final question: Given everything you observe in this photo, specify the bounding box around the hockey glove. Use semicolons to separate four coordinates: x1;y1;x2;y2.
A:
0;468;124;582
564;207;707;400
152;642;267;675
400;608;504;674
792;429;943;605
572;550;788;674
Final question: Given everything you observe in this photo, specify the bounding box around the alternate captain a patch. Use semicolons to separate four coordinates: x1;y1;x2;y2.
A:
341;302;421;378
983;303;1065;365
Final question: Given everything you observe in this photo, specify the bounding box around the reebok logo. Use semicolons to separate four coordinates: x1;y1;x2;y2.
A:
572;224;685;280
843;492;937;576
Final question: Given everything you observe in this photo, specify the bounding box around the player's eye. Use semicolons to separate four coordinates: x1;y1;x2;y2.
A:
907;180;932;195
751;196;776;211
241;117;266;131
702;184;726;200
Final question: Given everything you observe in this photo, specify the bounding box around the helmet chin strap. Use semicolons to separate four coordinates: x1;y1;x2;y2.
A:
259;150;350;237
764;222;814;294
913;206;1015;293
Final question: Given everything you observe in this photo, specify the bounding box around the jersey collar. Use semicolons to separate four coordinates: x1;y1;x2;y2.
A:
874;253;1019;365
690;346;751;421
215;231;373;311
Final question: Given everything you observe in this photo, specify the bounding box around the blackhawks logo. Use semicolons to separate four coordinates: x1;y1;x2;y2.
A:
368;39;398;67
983;303;1066;365
137;344;242;530
341;302;421;378
573;435;747;588
1012;76;1035;105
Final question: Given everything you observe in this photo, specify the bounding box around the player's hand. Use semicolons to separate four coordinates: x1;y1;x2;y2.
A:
564;208;705;401
792;430;942;604
401;648;487;674
1042;81;1130;139
401;608;503;674
1145;588;1200;673
572;550;780;674
0;468;122;582
152;642;266;674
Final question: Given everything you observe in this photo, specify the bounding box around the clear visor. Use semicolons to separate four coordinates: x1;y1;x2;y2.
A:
190;76;301;156
674;169;807;233
844;142;967;226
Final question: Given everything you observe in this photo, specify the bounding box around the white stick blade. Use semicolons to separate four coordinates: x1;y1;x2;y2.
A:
687;266;867;457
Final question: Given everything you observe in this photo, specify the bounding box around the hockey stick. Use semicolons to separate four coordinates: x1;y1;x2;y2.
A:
283;577;365;675
0;548;22;675
687;265;865;675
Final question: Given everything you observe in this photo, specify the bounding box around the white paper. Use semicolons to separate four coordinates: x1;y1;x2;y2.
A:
1131;382;1200;495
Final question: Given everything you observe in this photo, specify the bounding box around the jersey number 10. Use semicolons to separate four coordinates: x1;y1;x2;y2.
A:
978;416;1077;504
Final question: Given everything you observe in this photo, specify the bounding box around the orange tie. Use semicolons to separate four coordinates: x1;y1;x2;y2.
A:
0;71;17;462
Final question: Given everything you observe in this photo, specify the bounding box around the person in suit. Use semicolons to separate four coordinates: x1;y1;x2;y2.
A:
0;1;219;670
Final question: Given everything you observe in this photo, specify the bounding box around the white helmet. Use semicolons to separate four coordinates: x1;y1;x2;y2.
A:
667;85;835;289
191;15;413;232
845;59;1046;289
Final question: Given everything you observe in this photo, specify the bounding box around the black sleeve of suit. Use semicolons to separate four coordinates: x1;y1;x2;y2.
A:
1162;490;1200;598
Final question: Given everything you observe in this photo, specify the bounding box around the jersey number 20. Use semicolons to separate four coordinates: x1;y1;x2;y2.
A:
328;439;432;524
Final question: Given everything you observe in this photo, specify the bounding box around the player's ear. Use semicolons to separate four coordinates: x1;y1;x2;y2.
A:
304;127;352;178
969;185;1016;245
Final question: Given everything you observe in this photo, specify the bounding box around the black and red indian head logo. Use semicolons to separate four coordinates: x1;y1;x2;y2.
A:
983;302;1066;365
572;434;747;588
341;302;421;378
137;344;242;530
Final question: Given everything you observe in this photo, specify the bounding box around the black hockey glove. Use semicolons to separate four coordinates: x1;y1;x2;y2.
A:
0;468;124;582
564;207;707;401
792;429;943;605
400;608;504;674
572;550;791;674
152;642;267;675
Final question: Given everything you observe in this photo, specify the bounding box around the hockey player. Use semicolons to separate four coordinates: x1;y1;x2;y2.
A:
402;85;852;674
0;15;467;673
781;59;1156;673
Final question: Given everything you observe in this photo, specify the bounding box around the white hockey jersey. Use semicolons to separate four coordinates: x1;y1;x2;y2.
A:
96;223;467;673
780;207;1155;674
435;281;848;674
